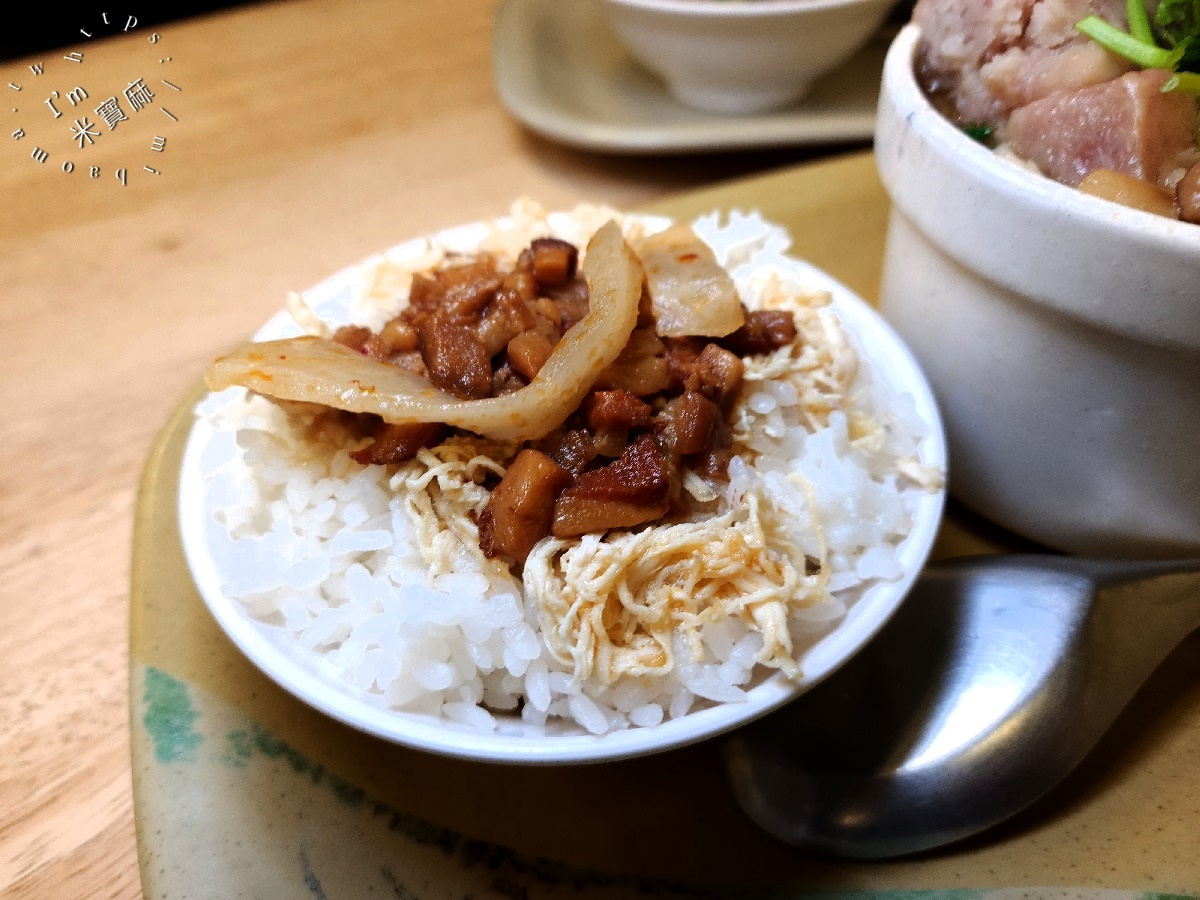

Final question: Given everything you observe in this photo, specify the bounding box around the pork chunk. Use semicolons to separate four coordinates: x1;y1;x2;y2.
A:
350;422;447;465
914;0;1131;124
595;327;670;395
528;237;578;287
695;343;744;408
544;277;590;331
479;449;573;563
583;389;654;432
552;436;672;538
418;313;492;399
719;310;796;356
537;428;597;475
662;391;722;456
506;330;555;380
1006;69;1199;187
332;325;373;353
1178;162;1200;224
409;257;499;314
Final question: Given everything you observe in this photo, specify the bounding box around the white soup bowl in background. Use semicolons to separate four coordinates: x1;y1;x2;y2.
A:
875;25;1200;558
600;0;896;115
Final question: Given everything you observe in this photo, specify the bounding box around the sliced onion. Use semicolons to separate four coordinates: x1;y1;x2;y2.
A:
206;220;643;442
637;224;744;338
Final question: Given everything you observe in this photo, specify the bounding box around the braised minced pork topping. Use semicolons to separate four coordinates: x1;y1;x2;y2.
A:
327;236;795;565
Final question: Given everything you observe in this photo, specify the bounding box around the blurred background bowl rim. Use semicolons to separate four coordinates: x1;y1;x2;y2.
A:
602;0;887;18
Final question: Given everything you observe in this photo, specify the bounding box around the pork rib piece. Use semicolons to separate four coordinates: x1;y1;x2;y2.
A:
1005;69;1199;187
914;0;1132;124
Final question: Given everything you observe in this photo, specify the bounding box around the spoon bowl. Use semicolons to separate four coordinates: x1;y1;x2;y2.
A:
723;555;1200;858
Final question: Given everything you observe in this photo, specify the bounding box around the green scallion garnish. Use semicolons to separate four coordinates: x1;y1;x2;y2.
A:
962;123;995;144
1075;15;1185;69
1076;0;1200;93
1127;0;1155;44
1163;71;1200;93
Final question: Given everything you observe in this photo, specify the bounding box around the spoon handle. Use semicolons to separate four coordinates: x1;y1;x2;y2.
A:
723;556;1200;858
1088;558;1200;690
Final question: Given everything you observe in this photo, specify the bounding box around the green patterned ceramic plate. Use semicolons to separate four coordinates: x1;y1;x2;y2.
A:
130;152;1200;899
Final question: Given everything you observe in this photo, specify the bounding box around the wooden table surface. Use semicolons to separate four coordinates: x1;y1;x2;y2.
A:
0;1;850;896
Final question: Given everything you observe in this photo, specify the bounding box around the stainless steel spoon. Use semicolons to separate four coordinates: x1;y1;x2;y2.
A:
723;554;1200;858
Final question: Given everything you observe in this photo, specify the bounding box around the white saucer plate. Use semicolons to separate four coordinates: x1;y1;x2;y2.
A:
492;0;891;154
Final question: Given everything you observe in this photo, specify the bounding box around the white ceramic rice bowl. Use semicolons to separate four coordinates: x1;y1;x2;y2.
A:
179;213;946;764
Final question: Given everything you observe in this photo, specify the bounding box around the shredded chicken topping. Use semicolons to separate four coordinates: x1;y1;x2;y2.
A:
387;436;513;583
523;484;827;686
